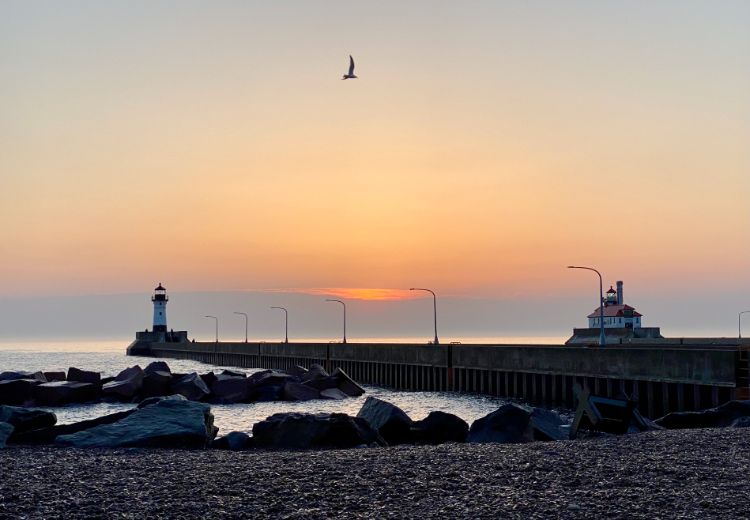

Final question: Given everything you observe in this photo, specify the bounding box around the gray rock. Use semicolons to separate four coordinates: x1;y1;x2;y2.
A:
468;403;536;444
656;400;750;430
282;382;320;401
102;366;145;400
211;431;252;451
137;394;187;409
220;369;246;378
301;364;329;382
412;411;469;444
356;396;413;445
199;372;218;388
0;405;57;433
43;371;66;382
209;374;249;403
0;371;46;382
732;416;750;428
529;408;566;441
67;368;101;385
321;388;349;400
0;422;13;448
171;373;210;401
287;365;309;380
34;381;98;406
0;379;41;406
252;412;386;449
144;361;171;375
332;367;365;397
10;410;134;445
139;371;173;399
56;399;216;449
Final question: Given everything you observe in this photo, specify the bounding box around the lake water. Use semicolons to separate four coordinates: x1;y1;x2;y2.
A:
0;339;567;435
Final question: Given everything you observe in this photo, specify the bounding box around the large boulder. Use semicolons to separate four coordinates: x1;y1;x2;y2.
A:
67;368;101;385
356;397;413;445
56;399;216;449
332;368;365;397
0;379;40;406
412;411;469;444
529;408;566;441
301;364;329;382
656;400;750;429
0;405;57;433
102;366;145;400
220;369;246;378
43;371;66;382
287;365;309;380
209;374;249;404
282;382;320;401
10;410;134;445
468;404;532;443
144;361;171;375
0;422;13;448
34;382;98;406
137;394;187;409
199;372;218;388
321;388;348;400
252;412;386;449
171;373;210;401
248;371;295;402
211;431;252;451
0;371;46;382
139;371;173;399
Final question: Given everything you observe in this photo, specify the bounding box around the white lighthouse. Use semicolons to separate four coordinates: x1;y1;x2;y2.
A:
152;283;168;333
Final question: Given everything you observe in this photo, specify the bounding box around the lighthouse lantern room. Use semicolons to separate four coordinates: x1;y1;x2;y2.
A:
152;283;168;333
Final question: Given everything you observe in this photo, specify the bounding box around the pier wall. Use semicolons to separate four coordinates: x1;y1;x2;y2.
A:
135;341;750;419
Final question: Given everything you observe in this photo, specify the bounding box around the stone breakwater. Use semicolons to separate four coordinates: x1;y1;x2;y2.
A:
1;429;749;519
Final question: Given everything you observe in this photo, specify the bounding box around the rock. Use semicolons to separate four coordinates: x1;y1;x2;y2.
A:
248;371;295;402
356;397;414;445
252;412;386;449
468;403;537;444
529;408;566;441
0;379;41;406
102;366;145;400
301;364;329;382
0;422;13;448
411;411;469;444
282;382;320;401
732;416;750;428
171;373;210;401
211;431;252;451
0;371;46;382
139;371;173;399
254;385;283;402
43;371;66;382
332;368;365;397
321;388;349;400
137;394;187;409
10;410;134;445
144;361;171;375
56;399;216;449
209;374;249;403
301;376;339;392
34;381;98;406
67;367;101;385
287;365;309;380
199;372;218;388
656;400;750;429
0;405;57;432
220;369;246;378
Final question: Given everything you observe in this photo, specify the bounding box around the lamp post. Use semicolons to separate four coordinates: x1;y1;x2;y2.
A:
740;311;750;340
233;312;248;343
270;306;288;343
567;266;606;347
409;287;439;345
204;315;218;342
326;299;347;343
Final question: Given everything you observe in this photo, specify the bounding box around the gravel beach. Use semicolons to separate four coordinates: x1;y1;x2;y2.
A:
1;428;748;519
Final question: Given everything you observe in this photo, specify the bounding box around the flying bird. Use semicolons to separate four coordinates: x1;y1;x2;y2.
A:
342;55;357;80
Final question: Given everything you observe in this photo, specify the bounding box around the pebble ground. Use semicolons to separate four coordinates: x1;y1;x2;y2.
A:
1;428;748;519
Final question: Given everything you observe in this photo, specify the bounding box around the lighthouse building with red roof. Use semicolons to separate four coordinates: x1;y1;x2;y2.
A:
567;280;663;345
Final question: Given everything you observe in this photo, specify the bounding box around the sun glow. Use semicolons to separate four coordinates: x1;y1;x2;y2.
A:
268;288;419;301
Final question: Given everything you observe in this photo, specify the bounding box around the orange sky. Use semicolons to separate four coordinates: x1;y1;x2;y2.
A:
1;2;749;301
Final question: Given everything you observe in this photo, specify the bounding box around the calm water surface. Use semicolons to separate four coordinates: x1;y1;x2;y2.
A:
0;340;565;435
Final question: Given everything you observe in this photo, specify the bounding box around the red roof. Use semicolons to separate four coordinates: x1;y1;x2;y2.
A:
587;304;642;319
606;286;617;293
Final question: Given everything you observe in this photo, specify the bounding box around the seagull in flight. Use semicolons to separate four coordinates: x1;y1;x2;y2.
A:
342;55;357;80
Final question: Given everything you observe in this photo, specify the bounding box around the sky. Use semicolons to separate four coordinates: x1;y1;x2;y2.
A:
1;1;749;340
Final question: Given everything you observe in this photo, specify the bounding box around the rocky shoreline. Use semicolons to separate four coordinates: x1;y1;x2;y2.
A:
1;428;748;519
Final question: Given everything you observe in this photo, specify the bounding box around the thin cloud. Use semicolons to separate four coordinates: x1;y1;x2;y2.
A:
262;288;420;301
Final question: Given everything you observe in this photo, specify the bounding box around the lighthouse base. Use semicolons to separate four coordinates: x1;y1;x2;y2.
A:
126;329;190;356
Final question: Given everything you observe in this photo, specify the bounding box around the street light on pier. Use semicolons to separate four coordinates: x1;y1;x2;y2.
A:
409;287;439;345
270;306;288;344
567;266;606;347
326;299;347;344
740;311;750;340
233;312;248;343
204;315;219;343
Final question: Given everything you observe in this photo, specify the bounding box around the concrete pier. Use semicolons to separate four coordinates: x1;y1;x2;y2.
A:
128;339;750;418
